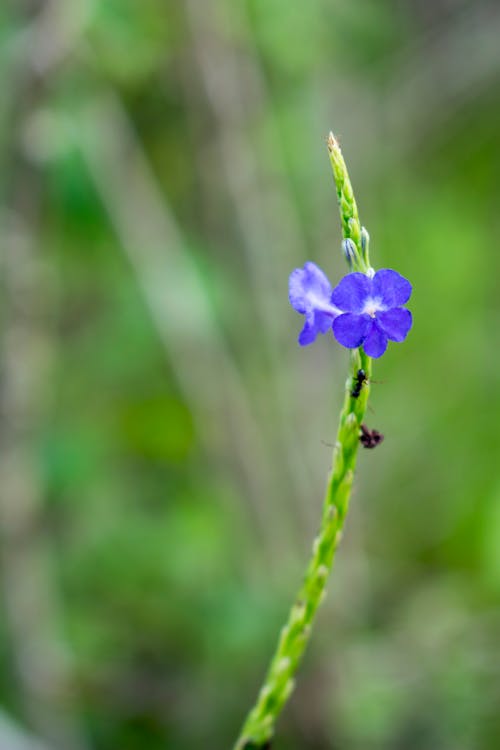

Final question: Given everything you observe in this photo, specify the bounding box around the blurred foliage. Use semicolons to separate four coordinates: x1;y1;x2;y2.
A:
1;1;500;749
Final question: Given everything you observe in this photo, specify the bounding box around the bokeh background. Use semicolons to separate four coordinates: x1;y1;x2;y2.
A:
1;1;500;749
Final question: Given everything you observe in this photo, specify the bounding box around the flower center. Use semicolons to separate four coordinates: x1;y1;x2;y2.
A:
362;297;383;318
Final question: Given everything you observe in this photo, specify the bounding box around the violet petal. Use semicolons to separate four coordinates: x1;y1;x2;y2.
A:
289;262;332;314
298;310;335;346
332;312;371;348
363;321;388;358
372;269;412;308
376;308;413;342
331;272;372;313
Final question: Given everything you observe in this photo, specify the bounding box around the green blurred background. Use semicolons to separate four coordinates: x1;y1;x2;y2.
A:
1;1;500;749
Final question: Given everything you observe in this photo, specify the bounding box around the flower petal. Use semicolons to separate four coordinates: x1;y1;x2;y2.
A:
298;319;316;346
363;321;388;358
372;269;412;308
315;310;335;335
297;310;333;346
332;313;371;349
331;272;372;313
289;262;332;314
376;308;413;342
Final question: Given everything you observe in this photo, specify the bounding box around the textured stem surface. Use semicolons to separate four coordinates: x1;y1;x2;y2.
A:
234;134;372;749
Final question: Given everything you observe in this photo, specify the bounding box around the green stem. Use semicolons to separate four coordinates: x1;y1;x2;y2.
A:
234;134;372;750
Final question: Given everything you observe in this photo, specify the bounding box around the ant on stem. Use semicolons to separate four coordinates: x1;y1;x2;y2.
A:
351;368;368;399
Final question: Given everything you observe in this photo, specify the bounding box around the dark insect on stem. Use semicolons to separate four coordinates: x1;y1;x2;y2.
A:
351;369;368;398
359;424;384;449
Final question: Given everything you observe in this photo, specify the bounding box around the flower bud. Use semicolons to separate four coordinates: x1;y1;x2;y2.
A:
360;227;370;262
342;238;358;269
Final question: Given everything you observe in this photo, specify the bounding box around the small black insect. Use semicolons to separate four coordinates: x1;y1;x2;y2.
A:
351;369;368;399
359;423;384;449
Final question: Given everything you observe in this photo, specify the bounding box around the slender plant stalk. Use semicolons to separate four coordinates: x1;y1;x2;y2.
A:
234;134;373;749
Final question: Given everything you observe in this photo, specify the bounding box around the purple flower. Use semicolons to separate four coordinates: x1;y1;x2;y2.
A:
288;262;341;345
289;263;412;358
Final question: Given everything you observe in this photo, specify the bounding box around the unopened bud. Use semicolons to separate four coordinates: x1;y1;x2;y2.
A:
342;238;357;269
361;227;370;259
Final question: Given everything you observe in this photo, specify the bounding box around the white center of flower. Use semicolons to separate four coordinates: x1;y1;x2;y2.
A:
362;297;384;318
